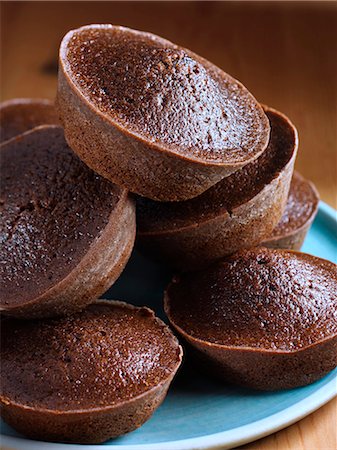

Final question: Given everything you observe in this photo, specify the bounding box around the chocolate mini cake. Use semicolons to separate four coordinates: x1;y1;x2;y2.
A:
57;24;270;201
0;98;59;143
165;247;337;390
137;106;297;270
262;171;319;250
0;300;183;443
0;125;135;319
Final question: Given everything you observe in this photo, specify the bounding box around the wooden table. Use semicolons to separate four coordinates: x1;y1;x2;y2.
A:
1;2;336;449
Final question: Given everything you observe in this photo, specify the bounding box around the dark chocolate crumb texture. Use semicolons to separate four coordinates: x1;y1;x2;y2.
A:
0;125;135;318
57;25;270;200
0;301;182;443
165;247;337;390
63;26;268;163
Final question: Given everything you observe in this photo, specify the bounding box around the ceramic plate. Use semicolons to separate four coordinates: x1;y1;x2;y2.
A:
1;202;336;450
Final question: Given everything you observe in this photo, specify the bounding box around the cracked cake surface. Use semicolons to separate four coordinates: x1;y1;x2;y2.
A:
0;126;120;307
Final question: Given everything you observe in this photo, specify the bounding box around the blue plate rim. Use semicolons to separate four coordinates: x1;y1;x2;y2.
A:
317;201;337;227
1;201;336;450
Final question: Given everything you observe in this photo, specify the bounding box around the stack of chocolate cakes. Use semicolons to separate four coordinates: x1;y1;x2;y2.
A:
1;25;335;444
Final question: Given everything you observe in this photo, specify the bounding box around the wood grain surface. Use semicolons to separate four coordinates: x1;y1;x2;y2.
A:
1;2;336;450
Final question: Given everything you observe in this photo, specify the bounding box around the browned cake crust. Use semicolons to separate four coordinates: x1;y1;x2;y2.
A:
164;247;337;391
0;300;183;443
0;98;59;143
262;171;319;250
0;126;135;319
137;106;298;270
56;24;270;201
